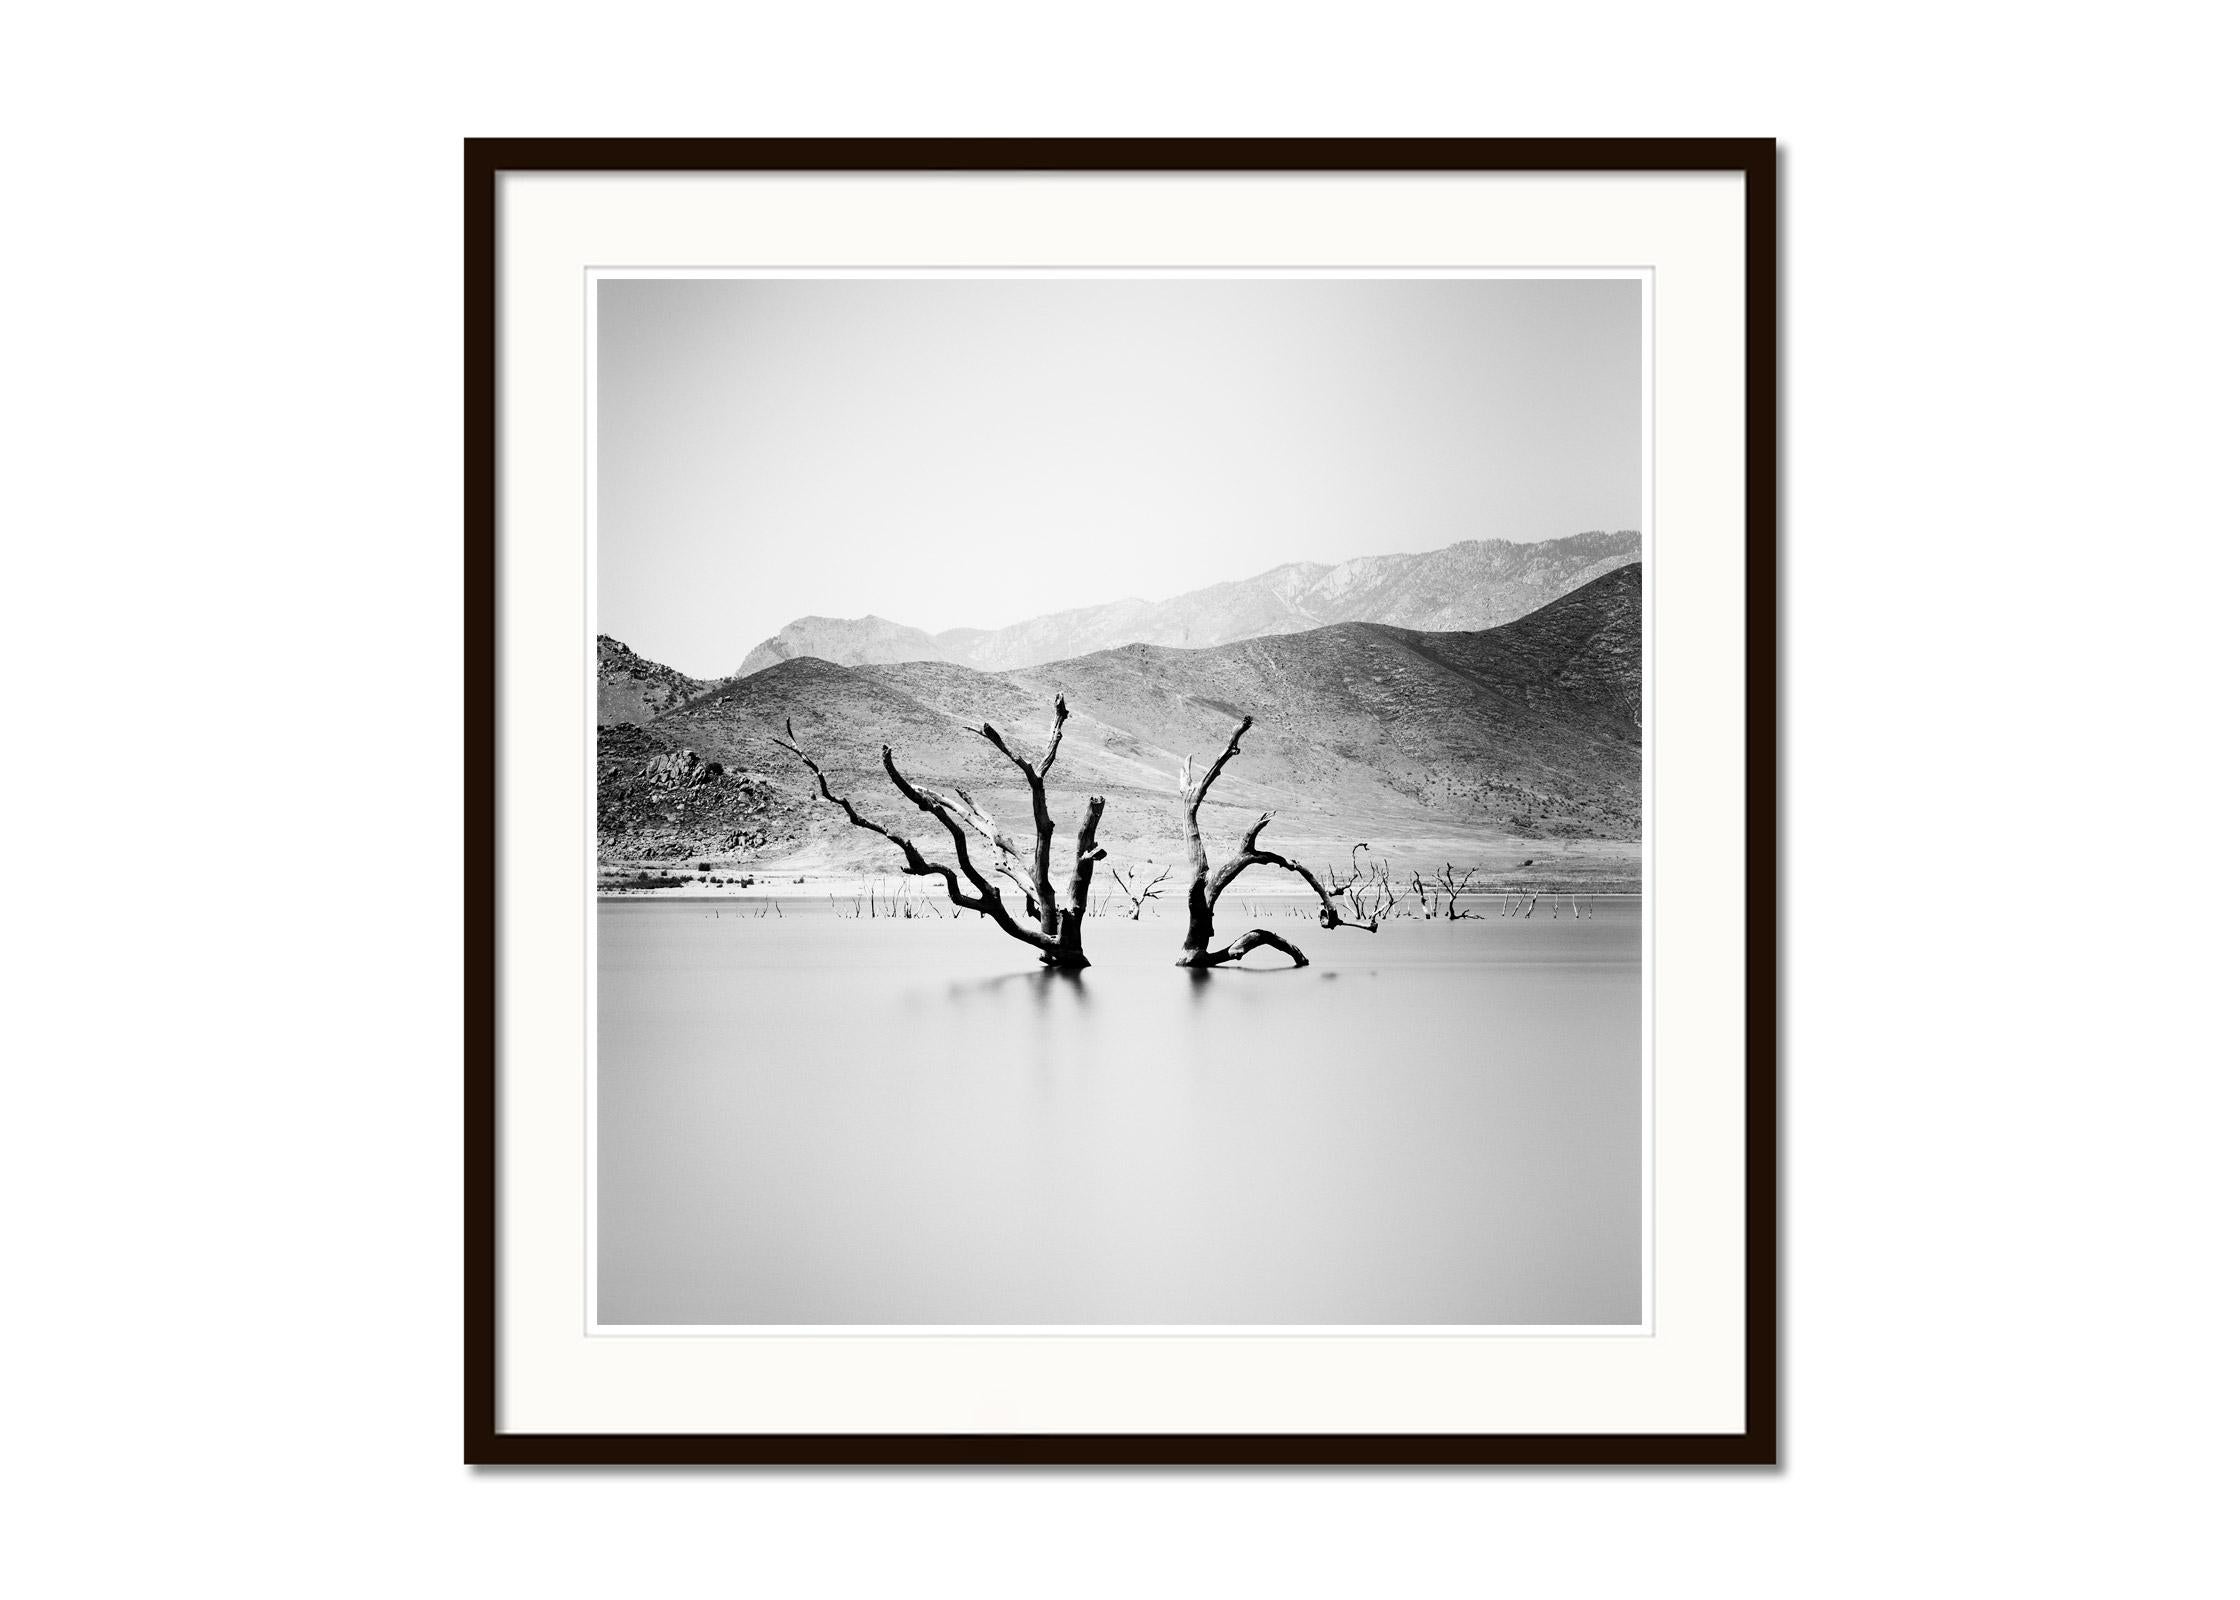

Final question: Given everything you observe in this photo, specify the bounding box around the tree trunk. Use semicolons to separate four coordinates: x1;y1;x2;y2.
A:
1171;715;1367;969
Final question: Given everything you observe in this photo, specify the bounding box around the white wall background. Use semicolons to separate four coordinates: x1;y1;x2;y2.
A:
3;4;2232;1595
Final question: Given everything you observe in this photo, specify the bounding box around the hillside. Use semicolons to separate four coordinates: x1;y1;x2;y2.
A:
613;565;1641;879
731;530;1640;675
597;634;714;724
595;719;814;864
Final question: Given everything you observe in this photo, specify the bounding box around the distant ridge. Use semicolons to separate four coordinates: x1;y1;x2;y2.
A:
732;530;1640;677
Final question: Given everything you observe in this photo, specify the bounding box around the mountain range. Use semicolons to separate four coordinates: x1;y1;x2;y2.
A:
732;530;1640;677
602;563;1642;879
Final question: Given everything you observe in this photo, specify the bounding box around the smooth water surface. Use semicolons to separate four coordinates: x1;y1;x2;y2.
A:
598;898;1641;1325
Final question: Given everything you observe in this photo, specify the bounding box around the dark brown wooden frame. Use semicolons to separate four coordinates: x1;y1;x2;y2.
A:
467;137;1777;1466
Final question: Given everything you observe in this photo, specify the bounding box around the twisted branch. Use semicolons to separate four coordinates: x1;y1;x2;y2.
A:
1205;813;1380;932
1110;863;1173;919
774;697;1105;967
772;720;1043;950
1195;927;1309;968
1174;714;1373;968
980;692;1070;933
771;721;978;913
1182;714;1252;820
950;784;1038;910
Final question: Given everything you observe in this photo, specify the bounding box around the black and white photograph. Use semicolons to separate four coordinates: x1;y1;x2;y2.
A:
15;6;2240;1591
592;274;1647;1329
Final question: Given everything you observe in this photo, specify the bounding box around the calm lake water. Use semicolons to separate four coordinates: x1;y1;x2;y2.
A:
597;897;1641;1325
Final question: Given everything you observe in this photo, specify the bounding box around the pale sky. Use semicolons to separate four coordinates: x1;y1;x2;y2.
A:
598;276;1642;679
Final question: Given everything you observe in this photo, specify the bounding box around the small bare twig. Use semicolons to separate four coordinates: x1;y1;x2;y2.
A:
1110;862;1173;920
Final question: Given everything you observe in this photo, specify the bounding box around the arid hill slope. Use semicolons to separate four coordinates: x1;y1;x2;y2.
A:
597;634;714;724
606;565;1641;873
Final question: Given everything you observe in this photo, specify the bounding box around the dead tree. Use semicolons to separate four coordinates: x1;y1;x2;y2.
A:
1434;863;1485;920
1174;715;1380;969
1325;844;1401;927
1109;863;1172;920
772;693;1107;970
1407;866;1480;918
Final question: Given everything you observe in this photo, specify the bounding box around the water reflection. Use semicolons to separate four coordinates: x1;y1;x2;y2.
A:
598;902;1642;1326
949;967;1091;1009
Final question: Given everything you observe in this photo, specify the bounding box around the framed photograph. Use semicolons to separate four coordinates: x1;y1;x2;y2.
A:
468;138;1775;1464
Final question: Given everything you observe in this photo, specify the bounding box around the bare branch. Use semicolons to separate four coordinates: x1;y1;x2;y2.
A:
775;694;1105;967
948;784;1038;908
1324;845;1400;926
1190;927;1309;969
950;785;1023;858
1110;863;1173;919
1038;692;1070;779
1063;795;1107;915
1209;817;1381;932
772;722;985;915
1184;715;1253;818
877;746;1035;935
770;719;1068;954
1174;713;1377;967
978;694;1067;933
978;691;1067;786
1431;862;1485;920
1205;812;1276;903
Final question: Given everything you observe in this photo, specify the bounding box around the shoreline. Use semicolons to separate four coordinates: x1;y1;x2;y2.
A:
600;843;1641;901
597;882;1645;902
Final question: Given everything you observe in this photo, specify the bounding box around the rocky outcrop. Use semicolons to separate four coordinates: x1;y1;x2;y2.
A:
598;634;715;724
596;722;807;862
640;748;724;786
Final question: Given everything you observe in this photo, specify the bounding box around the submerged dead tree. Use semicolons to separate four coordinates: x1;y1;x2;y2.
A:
1328;845;1402;927
1175;715;1383;970
773;693;1107;970
1108;863;1172;920
1416;863;1486;920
